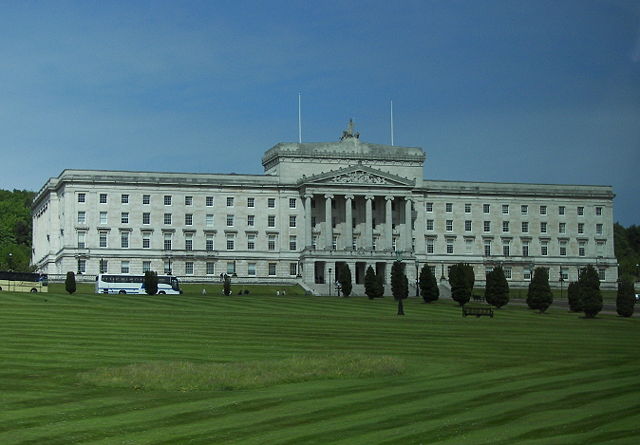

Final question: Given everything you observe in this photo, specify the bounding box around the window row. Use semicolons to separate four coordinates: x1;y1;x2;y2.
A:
425;202;604;216
425;220;605;235
78;193;297;209
77;211;298;228
424;237;605;257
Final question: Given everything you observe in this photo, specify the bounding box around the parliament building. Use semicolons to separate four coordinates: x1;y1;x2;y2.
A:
31;122;617;294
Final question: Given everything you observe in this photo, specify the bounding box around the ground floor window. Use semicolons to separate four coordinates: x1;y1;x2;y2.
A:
268;263;277;276
185;261;194;275
206;262;215;275
248;263;256;276
121;261;129;274
289;262;298;276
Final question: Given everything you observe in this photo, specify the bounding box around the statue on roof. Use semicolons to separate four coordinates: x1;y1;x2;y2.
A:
340;119;360;141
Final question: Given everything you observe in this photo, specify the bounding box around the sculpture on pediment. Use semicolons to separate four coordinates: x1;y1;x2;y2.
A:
340;119;360;141
333;171;388;184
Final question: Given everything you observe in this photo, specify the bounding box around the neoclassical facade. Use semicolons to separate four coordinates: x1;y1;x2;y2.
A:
32;124;617;293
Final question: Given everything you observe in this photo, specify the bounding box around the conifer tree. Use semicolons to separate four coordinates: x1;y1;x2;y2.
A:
616;279;635;318
449;263;472;306
364;266;378;299
567;281;581;312
338;263;352;297
65;271;76;295
485;266;509;308
391;261;408;315
419;264;439;303
578;265;602;318
144;270;158;295
527;267;552;313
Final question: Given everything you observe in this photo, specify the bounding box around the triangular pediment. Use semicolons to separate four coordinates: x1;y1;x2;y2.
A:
298;165;415;187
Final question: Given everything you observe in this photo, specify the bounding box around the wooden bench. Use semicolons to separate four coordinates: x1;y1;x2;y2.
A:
462;304;494;318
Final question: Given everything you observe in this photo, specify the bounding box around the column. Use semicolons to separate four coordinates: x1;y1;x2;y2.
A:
325;194;333;250
304;194;313;248
385;196;394;251
404;197;413;251
365;195;374;248
345;194;354;250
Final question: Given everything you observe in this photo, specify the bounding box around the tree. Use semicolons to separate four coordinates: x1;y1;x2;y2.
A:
338;263;352;297
144;270;159;295
578;265;602;318
485;266;509;308
391;261;408;315
223;274;232;296
419;264;439;303
567;281;581;312
364;266;384;299
616;279;635;318
527;267;552;313
449;263;473;306
65;271;76;294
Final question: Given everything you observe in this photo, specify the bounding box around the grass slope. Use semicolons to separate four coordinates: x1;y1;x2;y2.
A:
0;290;638;444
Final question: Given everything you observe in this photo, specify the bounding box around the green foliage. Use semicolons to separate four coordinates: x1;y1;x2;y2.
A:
614;223;640;283
578;265;602;318
223;274;232;296
567;281;581;312
144;271;159;295
485;266;509;308
390;261;408;315
616;279;635;318
527;267;552;313
419;264;439;303
338;263;352;297
364;266;383;299
449;263;473;306
65;271;76;294
0;189;35;272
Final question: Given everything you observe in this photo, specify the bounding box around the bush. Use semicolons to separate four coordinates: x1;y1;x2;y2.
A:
616;279;635;318
449;263;473;307
65;271;76;294
391;261;408;315
419;264;439;303
144;271;158;295
578;265;602;318
338;264;352;297
485;266;509;308
364;266;384;299
567;281;581;312
527;267;552;313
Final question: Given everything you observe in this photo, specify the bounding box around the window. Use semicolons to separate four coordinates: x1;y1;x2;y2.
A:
164;195;172;206
289;198;296;209
77;259;86;274
143;194;150;205
226;234;235;250
558;206;565;215
226;197;234;207
227;262;236;275
312;235;318;249
524;268;532;281
206;262;215;275
596;206;603;216
446;238;454;254
121;260;129;274
248;263;256;276
426;219;434;231
121;194;129;204
426;202;433;212
559;222;566;234
268;198;276;208
99;231;108;248
559;240;567;256
465;220;472;232
121;212;129;224
578;223;584;234
289;263;298;276
77;232;86;248
99;193;107;204
483;204;490;214
142;261;151;273
78;193;86;203
206;196;214;207
465;238;473;253
596;224;603;235
99;212;108;225
206;214;214;227
289;235;297;250
268;234;277;251
247;234;256;250
268;215;276;228
502;240;510;256
596;240;605;256
185;196;192;206
142;212;150;225
121;231;129;248
163;233;172;251
268;263;277;276
392;236;398;251
247;215;255;226
521;205;528;215
445;202;453;213
502;204;509;215
332;235;338;250
77;211;86;224
164;261;171;275
541;240;548;256
352;236;358;249
521;222;529;233
540;222;547;233
502;221;509;233
577;206;584;216
426;238;434;254
540;205;547;215
206;234;214;251
185;234;193;251
522;240;529;257
464;203;471;213
579;241;586;257
99;260;108;274
164;213;172;225
289;215;297;228
185;214;193;226
142;232;151;249
484;240;491;256
247;197;255;208
446;220;453;232
226;214;234;227
185;262;194;275
483;221;491;232
598;268;606;281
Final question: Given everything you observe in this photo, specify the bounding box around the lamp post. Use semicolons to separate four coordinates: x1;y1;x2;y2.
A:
415;258;420;297
328;267;332;296
559;266;564;299
8;252;13;271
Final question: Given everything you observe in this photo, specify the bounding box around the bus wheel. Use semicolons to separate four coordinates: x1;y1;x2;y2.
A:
30;288;38;293
158;291;166;295
118;290;126;294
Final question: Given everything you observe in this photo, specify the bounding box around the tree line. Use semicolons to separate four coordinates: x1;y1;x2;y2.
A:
0;189;35;272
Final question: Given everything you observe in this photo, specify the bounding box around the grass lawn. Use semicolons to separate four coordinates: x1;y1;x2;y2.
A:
1;289;639;444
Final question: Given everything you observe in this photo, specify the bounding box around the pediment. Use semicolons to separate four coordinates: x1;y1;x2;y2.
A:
299;165;414;187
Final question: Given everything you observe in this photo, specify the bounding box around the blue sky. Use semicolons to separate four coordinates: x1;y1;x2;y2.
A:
1;0;638;225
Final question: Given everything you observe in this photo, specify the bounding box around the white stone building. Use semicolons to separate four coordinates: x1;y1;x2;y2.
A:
32;124;617;293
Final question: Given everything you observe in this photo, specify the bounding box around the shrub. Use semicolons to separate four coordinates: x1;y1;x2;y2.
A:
65;271;76;295
567;281;581;312
419;264;439;303
578;265;602;318
449;263;473;306
391;261;408;315
144;271;158;295
485;266;509;308
364;266;384;299
527;267;552;313
616;279;635;318
338;263;352;297
223;275;232;296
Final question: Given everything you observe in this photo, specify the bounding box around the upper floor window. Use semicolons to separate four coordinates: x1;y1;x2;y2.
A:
121;194;129;204
268;198;276;208
77;211;86;224
78;193;86;203
426;202;433;212
577;206;584;216
445;203;453;213
595;206;603;216
483;204;490;214
185;214;193;226
164;195;172;206
247;197;255;208
143;194;150;205
464;203;471;213
268;215;276;228
289;198;297;209
99;193;107;204
163;213;172;225
502;204;509;215
185;196;193;206
558;206;565;215
121;212;129;224
521;205;528;215
206;196;214;207
226;197;234;207
289;215;297;228
540;205;547;215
